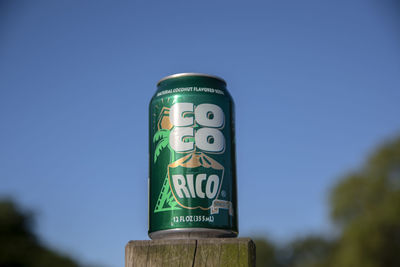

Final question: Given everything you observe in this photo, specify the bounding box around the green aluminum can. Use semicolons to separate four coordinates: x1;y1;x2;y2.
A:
148;73;238;239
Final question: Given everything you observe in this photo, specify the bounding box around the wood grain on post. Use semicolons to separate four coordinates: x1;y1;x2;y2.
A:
125;238;255;267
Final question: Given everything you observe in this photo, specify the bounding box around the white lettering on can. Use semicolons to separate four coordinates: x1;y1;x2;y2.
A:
169;102;225;153
172;174;220;199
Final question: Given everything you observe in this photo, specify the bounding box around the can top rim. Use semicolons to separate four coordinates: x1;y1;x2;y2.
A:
157;73;226;86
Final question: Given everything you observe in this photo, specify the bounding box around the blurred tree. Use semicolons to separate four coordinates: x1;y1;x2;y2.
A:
253;235;335;267
0;199;80;267
253;238;281;267
278;236;334;267
329;137;400;267
255;137;400;267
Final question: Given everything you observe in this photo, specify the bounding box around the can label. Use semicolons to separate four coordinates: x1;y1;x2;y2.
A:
149;76;237;235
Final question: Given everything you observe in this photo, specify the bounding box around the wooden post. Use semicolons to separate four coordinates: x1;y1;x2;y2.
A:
125;238;255;267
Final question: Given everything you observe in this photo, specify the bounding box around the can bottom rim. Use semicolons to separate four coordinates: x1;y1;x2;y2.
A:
149;228;238;240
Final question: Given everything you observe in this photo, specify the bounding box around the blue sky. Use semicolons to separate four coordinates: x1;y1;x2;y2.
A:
1;1;400;266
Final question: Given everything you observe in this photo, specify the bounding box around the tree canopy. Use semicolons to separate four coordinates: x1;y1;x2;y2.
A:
255;136;400;267
0;199;80;267
328;137;400;267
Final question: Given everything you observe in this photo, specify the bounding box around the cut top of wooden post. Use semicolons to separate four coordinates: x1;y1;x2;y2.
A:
125;238;255;267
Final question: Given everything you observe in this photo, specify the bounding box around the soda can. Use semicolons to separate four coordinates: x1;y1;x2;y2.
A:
148;73;238;239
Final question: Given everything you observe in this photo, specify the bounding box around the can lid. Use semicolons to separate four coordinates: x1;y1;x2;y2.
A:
157;73;226;86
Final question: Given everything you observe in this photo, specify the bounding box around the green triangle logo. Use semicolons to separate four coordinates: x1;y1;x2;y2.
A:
154;175;181;213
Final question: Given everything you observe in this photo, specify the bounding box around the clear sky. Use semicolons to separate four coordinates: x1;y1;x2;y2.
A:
1;1;400;266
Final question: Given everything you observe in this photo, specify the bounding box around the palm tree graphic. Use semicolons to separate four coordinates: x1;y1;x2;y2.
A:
153;128;180;212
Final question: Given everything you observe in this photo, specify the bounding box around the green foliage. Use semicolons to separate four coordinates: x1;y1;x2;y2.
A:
253;238;281;267
280;236;334;267
0;199;80;267
330;173;387;226
328;137;400;267
332;197;400;267
255;136;400;267
253;236;334;267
